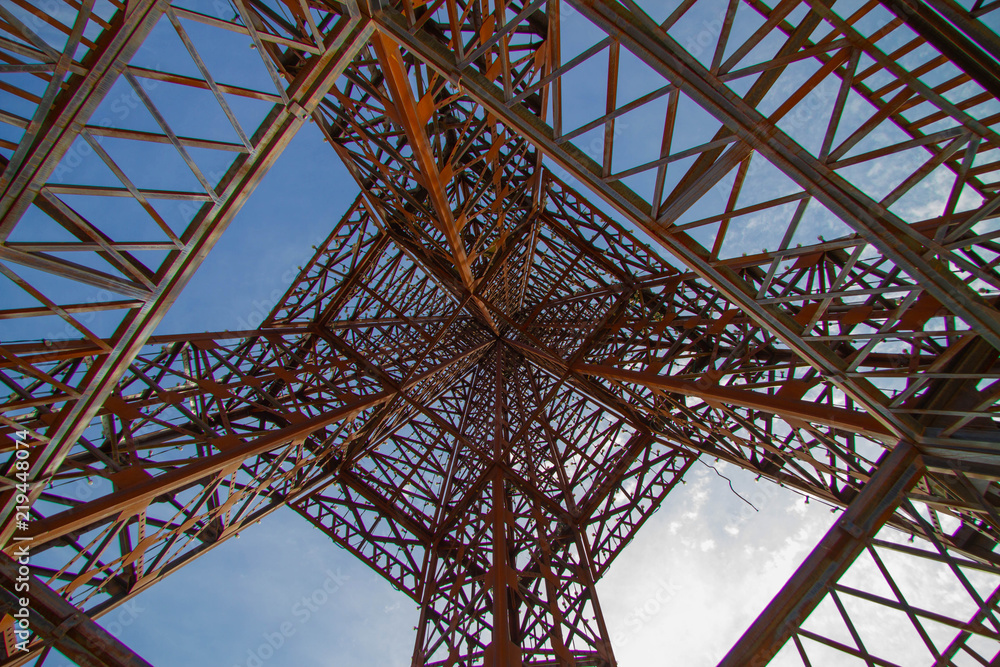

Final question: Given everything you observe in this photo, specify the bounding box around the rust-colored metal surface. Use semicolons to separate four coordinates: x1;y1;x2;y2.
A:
1;0;999;665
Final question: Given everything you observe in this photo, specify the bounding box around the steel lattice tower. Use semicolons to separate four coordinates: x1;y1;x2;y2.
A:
1;0;999;665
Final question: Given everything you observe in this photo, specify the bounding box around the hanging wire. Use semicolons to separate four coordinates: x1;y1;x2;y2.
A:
699;460;758;512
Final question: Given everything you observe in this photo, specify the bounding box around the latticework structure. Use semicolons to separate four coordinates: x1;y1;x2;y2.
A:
1;0;1000;664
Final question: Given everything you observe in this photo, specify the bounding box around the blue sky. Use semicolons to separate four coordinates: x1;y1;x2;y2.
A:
8;67;839;662
106;506;420;667
153;121;348;336
105;461;836;667
104;467;836;667
10;0;1000;664
3;2;837;664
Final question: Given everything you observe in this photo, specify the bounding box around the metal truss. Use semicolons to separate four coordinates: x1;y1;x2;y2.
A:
0;0;999;665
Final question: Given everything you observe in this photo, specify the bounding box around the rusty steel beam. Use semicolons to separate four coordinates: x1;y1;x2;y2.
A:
369;9;921;447
5;2;1000;666
0;14;376;543
0;0;166;232
370;31;474;288
23;389;393;546
575;363;892;440
719;441;924;666
369;31;498;331
878;0;1000;100
921;0;1000;59
0;553;152;667
487;465;520;666
567;0;1000;353
485;344;520;667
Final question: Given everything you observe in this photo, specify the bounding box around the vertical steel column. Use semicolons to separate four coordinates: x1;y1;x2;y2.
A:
487;344;522;666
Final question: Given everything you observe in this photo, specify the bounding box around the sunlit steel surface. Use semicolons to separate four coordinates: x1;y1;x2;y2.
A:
1;0;999;665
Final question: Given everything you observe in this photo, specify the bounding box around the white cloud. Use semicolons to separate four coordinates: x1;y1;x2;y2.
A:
598;466;835;665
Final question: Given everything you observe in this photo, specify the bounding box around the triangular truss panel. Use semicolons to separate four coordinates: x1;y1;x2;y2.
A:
1;1;999;666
